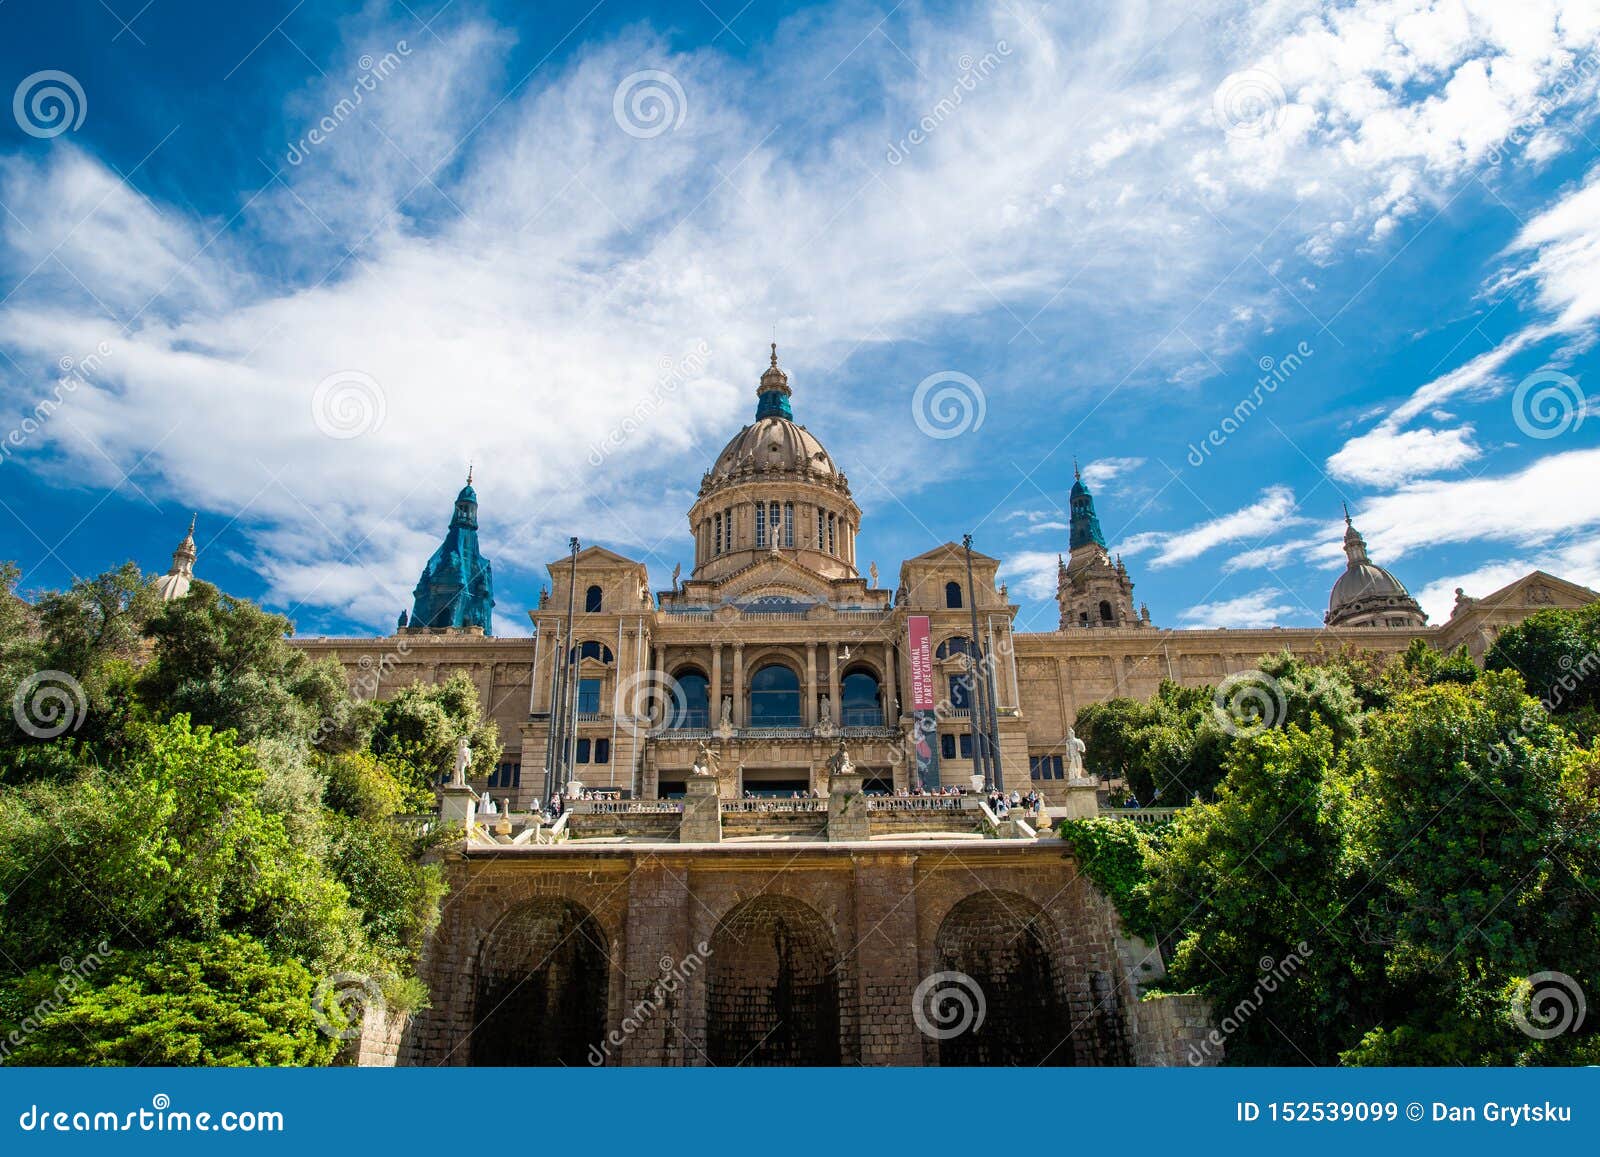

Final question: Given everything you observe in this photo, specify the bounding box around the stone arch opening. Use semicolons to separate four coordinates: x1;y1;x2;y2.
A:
840;665;883;726
707;895;840;1065
470;898;610;1066
932;890;1073;1066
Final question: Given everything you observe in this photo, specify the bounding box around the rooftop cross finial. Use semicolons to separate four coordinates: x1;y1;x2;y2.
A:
467;461;474;486
770;341;779;370
186;512;196;536
1074;457;1081;481
1343;500;1351;526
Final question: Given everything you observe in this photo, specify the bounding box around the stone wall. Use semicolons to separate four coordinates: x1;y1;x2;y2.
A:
391;838;1213;1067
1130;994;1220;1066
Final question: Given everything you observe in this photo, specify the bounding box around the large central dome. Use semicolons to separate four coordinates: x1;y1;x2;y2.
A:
704;344;837;487
687;346;860;585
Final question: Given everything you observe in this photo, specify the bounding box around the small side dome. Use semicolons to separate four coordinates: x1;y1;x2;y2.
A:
153;514;198;602
1325;510;1425;627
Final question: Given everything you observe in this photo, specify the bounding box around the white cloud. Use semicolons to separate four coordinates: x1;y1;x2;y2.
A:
1179;586;1300;628
1412;537;1600;623
998;550;1061;601
3;2;1599;628
1120;486;1304;568
1079;456;1146;489
1326;424;1481;486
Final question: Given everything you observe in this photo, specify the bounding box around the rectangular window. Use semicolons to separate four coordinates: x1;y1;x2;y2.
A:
756;503;767;547
490;761;522;788
594;738;611;764
578;678;601;714
769;501;780;544
959;733;973;759
1050;755;1064;779
714;513;722;554
827;513;836;553
817;509;824;549
940;734;956;760
575;738;591;764
783;502;794;547
948;674;972;710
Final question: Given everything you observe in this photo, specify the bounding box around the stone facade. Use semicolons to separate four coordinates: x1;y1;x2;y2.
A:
289;350;1596;806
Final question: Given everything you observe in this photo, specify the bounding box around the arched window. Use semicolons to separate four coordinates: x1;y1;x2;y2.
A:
936;636;974;660
569;640;615;664
756;503;768;548
585;584;603;613
783;502;794;547
671;668;710;729
840;668;882;727
1098;600;1114;623
748;664;802;727
945;581;963;609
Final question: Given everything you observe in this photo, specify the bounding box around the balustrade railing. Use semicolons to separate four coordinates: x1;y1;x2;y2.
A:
721;798;828;814
864;796;974;813
570;799;683;815
1097;806;1183;826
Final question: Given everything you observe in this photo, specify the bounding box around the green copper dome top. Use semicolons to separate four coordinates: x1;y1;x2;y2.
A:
754;342;793;420
410;470;494;634
1068;462;1106;551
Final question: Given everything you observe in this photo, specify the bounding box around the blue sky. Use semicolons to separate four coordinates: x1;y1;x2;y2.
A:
0;0;1596;638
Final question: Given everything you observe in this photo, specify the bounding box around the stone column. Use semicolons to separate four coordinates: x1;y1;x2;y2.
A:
709;644;723;727
886;641;901;719
681;775;722;843
616;857;696;1066
828;641;841;720
850;852;924;1064
731;643;745;727
827;765;868;841
805;643;818;726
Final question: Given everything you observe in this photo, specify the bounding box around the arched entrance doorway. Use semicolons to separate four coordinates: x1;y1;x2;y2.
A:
470;898;609;1065
707;895;840;1065
930;890;1073;1066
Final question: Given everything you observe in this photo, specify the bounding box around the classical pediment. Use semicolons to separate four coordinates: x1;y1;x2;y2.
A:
1453;570;1599;617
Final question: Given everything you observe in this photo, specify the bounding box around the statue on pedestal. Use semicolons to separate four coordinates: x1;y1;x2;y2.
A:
826;738;854;778
693;741;719;777
453;736;472;785
1065;727;1088;780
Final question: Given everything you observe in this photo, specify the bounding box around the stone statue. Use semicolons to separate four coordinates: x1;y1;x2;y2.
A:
453;736;472;784
720;696;733;726
1064;727;1087;779
693;741;719;777
671;563;682;591
826;738;854;777
820;694;832;723
869;562;879;588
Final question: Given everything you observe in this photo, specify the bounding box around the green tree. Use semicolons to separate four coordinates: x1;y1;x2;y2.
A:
0;934;339;1066
369;672;500;809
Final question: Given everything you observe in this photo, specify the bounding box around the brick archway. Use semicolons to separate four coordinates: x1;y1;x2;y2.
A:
470;898;609;1065
931;889;1074;1066
706;895;841;1065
